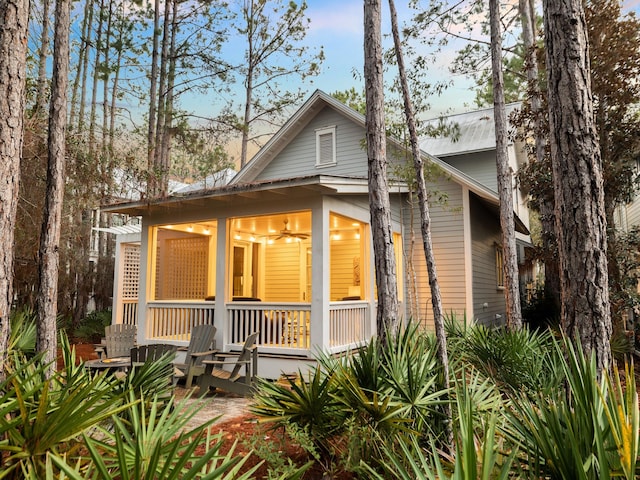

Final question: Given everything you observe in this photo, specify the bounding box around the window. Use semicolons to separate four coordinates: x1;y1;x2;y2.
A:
495;244;504;289
316;126;336;167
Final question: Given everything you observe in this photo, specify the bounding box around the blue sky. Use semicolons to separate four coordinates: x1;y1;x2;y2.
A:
291;0;640;118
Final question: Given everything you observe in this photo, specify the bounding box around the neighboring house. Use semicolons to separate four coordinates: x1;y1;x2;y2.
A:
104;90;530;378
420;104;537;300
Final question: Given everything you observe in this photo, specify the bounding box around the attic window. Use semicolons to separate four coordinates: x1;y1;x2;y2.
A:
316;126;336;167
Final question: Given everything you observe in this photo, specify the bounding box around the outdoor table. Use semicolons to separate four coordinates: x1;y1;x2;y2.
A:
85;357;131;373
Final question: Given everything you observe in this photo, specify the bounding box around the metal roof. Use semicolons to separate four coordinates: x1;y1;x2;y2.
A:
420;103;521;157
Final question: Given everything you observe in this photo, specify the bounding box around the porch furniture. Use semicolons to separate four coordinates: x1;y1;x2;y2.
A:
198;331;259;397
130;343;179;384
94;324;137;359
85;357;131;373
174;324;218;388
130;343;177;365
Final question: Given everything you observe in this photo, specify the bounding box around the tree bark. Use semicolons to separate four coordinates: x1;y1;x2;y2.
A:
364;0;399;344
37;0;70;376
519;0;561;318
35;0;50;117
154;0;171;196
0;0;29;377
240;0;254;169
543;0;612;374
388;0;452;450
147;0;160;196
490;0;523;330
75;0;93;133
88;0;104;155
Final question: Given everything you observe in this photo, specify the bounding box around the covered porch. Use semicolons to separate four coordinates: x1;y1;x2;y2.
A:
111;186;405;378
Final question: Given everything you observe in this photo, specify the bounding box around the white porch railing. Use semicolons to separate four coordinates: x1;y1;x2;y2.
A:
144;300;370;352
121;299;138;325
147;301;215;341
329;301;369;350
226;302;311;350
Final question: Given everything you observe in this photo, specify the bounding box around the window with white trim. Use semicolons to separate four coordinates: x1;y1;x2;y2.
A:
316;126;336;167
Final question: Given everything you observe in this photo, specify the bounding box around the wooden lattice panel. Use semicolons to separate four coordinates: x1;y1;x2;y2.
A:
122;244;140;300
165;237;208;299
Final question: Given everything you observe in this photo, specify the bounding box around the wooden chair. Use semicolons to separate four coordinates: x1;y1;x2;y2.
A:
197;331;259;397
96;324;137;359
173;324;217;388
130;343;177;366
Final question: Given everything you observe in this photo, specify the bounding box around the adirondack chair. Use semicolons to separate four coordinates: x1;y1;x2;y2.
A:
197;331;259;397
96;324;137;359
173;324;217;388
129;344;178;384
130;343;177;366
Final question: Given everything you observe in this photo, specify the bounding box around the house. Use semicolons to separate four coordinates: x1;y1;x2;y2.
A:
104;90;530;379
419;104;537;298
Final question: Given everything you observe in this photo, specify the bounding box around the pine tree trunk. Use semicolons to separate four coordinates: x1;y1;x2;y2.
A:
159;0;177;176
490;0;523;330
154;0;170;196
388;0;452;450
76;0;94;133
35;0;50;117
147;0;160;196
69;0;91;130
543;0;612;374
101;0;113;158
0;0;29;378
240;0;255;169
88;0;104;155
519;0;561;318
37;0;70;376
364;0;399;344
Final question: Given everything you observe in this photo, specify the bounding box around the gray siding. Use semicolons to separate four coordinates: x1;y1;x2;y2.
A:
439;151;497;192
470;196;506;326
256;107;369;181
402;180;467;330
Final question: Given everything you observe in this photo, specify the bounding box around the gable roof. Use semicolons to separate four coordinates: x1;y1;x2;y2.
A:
232;90;516;211
103;90;528;234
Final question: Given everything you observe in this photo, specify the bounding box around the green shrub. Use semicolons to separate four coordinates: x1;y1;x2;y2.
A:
73;309;112;343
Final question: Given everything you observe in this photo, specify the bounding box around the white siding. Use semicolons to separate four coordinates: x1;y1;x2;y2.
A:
256;107;369;180
403;180;467;330
469;196;506;326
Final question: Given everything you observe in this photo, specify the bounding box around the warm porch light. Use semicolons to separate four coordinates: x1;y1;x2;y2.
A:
187;225;193;232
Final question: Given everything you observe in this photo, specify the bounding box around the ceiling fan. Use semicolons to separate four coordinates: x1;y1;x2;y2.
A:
275;219;309;240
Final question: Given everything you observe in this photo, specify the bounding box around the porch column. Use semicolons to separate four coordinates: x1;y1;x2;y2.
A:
136;223;151;345
214;217;227;349
310;207;329;353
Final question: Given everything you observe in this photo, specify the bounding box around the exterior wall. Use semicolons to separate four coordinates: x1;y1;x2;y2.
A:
264;240;304;301
438;151;498;191
617;197;640;232
469;195;507;327
402;179;467;330
256;106;369;181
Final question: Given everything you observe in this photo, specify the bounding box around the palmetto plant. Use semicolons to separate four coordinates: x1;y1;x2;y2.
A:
447;320;564;396
251;366;346;450
364;367;516;480
503;338;640;479
0;352;129;479
0;332;272;480
83;391;262;480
